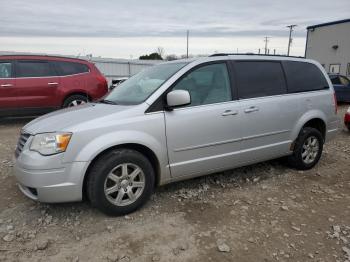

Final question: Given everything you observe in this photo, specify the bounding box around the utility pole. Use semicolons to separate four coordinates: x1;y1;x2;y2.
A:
186;30;189;58
264;37;271;55
287;24;297;56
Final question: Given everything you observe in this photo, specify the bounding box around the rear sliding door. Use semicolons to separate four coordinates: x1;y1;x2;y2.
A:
231;60;299;164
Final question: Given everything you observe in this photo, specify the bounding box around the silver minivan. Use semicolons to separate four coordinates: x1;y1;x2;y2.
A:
13;55;339;215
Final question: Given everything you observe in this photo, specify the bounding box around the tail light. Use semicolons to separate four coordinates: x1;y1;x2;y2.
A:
333;92;338;114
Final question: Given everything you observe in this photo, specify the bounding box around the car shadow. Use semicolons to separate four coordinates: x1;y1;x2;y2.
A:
0;116;37;126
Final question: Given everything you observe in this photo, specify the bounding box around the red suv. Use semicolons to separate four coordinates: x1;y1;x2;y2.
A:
0;55;108;117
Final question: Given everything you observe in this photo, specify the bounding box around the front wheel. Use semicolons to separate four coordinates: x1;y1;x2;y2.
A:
87;149;155;216
287;127;324;170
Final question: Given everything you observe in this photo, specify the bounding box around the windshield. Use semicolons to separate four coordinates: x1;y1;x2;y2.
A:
105;62;187;105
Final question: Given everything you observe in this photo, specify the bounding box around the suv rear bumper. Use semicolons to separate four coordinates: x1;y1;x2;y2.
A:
14;155;89;203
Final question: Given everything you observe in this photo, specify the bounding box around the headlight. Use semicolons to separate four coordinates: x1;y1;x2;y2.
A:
347;107;350;113
30;132;72;155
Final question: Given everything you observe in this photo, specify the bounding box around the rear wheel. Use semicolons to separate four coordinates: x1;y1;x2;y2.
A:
87;149;155;216
63;94;88;108
287;127;323;170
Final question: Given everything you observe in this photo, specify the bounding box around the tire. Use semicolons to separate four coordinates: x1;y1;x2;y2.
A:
62;94;88;108
347;124;350;131
287;127;323;170
87;149;155;216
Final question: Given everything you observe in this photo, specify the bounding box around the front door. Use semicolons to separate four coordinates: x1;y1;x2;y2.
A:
165;62;242;178
334;76;350;102
15;60;60;109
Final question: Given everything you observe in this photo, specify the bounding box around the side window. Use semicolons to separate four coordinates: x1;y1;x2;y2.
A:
54;61;89;76
16;61;53;77
283;61;329;93
330;76;341;85
340;76;350;86
172;63;231;107
235;61;287;99
0;62;12;78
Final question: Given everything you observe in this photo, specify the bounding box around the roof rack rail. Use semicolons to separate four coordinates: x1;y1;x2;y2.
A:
209;53;305;59
0;53;90;62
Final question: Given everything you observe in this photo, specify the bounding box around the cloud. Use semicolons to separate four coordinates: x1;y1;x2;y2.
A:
0;0;349;38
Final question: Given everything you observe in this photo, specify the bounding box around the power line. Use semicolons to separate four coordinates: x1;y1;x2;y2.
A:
264;36;271;55
186;30;189;58
286;25;297;56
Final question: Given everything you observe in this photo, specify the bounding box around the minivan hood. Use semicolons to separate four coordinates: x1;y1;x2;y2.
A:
23;103;133;134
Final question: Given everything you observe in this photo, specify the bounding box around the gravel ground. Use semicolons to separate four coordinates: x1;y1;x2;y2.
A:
0;105;349;262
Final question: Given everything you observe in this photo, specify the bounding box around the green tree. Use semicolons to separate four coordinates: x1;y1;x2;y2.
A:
139;52;163;60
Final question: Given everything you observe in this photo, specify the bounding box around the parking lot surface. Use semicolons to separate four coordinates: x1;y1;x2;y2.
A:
1;105;349;262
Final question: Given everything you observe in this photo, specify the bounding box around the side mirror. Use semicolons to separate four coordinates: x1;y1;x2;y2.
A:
166;90;191;109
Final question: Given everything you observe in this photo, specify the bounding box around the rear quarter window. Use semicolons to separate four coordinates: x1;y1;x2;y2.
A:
283;61;329;93
54;61;90;76
234;61;287;99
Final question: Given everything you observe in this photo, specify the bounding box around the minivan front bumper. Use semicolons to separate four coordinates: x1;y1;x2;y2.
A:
14;149;89;203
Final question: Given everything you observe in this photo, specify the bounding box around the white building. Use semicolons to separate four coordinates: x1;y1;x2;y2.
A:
305;19;350;76
90;57;161;84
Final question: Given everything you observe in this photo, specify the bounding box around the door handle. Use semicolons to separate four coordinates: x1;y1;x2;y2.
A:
0;84;13;87
222;110;238;116
48;82;58;86
244;106;259;113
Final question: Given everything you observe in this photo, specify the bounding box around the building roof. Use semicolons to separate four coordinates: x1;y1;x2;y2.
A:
307;18;350;30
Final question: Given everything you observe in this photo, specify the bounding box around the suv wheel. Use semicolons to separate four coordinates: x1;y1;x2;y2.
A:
63;95;88;108
287;127;323;170
87;149;155;216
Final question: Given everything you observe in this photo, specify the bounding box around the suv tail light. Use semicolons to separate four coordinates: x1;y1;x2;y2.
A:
333;92;338;114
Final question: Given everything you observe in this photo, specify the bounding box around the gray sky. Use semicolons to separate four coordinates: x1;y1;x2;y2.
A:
0;0;349;58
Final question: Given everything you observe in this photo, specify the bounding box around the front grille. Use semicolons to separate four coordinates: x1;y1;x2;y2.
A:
15;132;31;158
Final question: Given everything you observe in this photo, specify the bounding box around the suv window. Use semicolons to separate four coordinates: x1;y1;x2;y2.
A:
330;75;341;85
235;61;287;99
173;63;231;106
54;61;89;76
340;76;350;86
16;60;53;77
0;62;12;78
283;61;329;93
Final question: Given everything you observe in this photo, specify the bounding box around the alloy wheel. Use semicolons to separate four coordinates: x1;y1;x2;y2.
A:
103;163;145;206
68;100;86;107
301;136;319;164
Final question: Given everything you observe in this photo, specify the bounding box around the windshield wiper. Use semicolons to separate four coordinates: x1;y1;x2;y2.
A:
98;99;117;105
